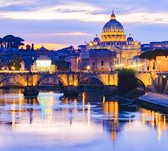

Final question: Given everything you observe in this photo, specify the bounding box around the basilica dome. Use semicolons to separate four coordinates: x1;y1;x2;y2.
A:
101;11;126;45
93;35;101;44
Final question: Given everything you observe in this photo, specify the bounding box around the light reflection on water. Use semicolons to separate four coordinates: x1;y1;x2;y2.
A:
0;89;168;151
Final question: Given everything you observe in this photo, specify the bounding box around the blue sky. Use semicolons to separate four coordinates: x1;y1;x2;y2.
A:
0;0;168;49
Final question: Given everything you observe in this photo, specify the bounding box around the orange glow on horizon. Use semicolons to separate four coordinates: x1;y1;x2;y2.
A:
24;42;68;50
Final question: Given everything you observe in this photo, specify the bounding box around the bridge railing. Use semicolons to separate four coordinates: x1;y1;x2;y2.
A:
0;70;118;75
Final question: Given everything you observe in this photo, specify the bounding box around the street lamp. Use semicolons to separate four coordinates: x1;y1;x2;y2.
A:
163;75;166;79
86;65;91;72
11;66;15;71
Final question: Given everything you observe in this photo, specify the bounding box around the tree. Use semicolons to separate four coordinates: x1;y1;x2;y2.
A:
118;68;138;96
2;35;24;49
139;49;168;60
13;56;22;70
3;35;15;48
13;37;24;48
54;60;70;71
7;56;22;70
0;38;3;48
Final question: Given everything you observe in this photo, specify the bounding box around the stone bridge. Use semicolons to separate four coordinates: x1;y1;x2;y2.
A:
0;71;150;87
0;71;167;96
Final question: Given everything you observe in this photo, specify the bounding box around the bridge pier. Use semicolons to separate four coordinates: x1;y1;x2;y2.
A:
63;86;79;97
23;86;39;98
103;85;117;99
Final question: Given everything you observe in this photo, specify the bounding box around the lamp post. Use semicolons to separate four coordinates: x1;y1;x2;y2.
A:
86;65;91;72
11;66;15;71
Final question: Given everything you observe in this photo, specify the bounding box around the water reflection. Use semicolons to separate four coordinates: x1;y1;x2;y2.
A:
102;101;119;141
0;89;167;150
140;108;167;141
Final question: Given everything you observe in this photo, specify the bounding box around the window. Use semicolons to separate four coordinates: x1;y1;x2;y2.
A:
101;60;104;66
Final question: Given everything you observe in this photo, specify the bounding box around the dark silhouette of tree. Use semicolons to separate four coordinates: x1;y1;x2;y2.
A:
140;49;168;60
14;37;24;48
26;44;31;50
13;56;22;70
0;38;3;48
2;35;24;49
3;35;15;48
7;56;22;70
54;60;70;71
118;69;138;96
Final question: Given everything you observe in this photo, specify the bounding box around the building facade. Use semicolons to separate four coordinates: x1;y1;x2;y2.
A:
82;11;141;71
141;41;168;51
79;49;116;72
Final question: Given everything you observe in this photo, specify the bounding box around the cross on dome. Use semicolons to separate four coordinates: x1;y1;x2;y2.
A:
111;10;116;20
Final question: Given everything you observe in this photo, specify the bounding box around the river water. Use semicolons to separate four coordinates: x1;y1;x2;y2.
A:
0;89;168;151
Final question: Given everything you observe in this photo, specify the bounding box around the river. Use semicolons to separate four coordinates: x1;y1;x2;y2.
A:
0;89;167;151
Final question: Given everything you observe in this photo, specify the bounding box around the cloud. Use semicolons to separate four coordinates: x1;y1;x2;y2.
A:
0;0;168;44
51;32;92;36
0;1;106;22
0;0;38;8
18;32;92;36
0;1;168;24
119;12;168;24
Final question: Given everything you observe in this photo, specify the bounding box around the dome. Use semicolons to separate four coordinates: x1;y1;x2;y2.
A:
93;35;101;44
102;19;124;33
101;11;126;44
127;34;134;42
132;55;140;60
39;45;48;51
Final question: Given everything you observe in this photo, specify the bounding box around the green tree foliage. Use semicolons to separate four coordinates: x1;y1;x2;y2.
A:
118;68;138;96
139;49;168;60
54;60;70;71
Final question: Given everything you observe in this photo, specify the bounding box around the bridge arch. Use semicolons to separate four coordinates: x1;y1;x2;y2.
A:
135;73;152;88
136;78;146;92
36;74;66;86
79;75;105;86
0;75;26;87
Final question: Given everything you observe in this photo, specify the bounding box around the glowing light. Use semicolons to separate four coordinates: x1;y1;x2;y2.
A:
163;75;166;78
74;80;78;87
11;66;15;70
86;65;91;71
114;64;125;67
140;109;168;141
0;70;30;73
87;103;91;126
36;60;52;72
127;63;144;68
12;102;16;129
82;92;86;116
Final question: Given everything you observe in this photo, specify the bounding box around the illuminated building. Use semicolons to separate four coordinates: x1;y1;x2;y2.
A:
141;41;168;51
79;49;116;71
84;11;141;70
70;56;80;72
32;56;55;72
156;56;168;72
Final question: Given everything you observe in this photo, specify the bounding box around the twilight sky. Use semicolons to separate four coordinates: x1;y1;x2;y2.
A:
0;0;168;50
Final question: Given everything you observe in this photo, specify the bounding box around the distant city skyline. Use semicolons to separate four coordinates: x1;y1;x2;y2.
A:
0;0;168;49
